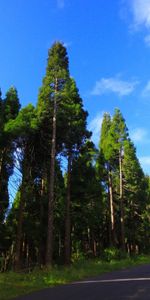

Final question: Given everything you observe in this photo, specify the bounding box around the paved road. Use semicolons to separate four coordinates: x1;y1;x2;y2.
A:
14;264;150;300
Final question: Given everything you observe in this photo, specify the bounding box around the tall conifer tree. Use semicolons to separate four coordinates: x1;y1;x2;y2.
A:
108;109;128;250
37;42;69;266
60;78;90;264
98;113;117;246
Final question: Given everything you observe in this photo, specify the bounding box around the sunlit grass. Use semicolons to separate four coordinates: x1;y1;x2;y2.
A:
0;255;150;300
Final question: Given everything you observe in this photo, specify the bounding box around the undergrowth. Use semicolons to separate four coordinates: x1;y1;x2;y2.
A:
0;255;150;300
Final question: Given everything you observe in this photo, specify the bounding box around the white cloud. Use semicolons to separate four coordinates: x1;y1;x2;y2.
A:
142;80;150;97
57;0;65;9
140;156;150;165
139;156;150;174
139;156;150;173
88;113;104;146
144;34;150;46
130;0;150;29
130;128;148;142
125;0;150;45
63;41;72;48
91;77;138;97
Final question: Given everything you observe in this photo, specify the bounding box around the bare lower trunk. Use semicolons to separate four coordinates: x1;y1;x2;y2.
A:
0;149;6;180
119;149;125;251
39;177;45;266
14;146;30;271
0;157;3;180
64;153;72;265
14;185;25;271
107;164;116;246
0;148;6;217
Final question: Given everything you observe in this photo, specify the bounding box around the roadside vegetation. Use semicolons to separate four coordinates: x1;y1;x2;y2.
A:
1;255;150;300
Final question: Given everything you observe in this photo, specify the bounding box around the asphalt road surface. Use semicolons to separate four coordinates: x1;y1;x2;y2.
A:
14;264;150;300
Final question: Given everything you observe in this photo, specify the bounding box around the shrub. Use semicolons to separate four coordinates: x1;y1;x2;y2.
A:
103;247;127;261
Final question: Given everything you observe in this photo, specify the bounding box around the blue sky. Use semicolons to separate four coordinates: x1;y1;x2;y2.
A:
1;0;150;174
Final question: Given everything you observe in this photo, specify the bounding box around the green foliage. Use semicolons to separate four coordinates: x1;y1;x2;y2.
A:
4;87;21;122
59;77;90;152
103;247;128;262
37;41;69;119
99;112;112;161
4;104;38;136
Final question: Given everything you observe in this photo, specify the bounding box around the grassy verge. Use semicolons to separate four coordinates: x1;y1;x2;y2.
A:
0;255;150;300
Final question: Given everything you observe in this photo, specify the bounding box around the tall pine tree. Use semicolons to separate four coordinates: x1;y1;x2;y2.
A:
37;42;70;266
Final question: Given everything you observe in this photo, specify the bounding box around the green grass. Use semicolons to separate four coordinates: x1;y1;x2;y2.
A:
0;255;150;300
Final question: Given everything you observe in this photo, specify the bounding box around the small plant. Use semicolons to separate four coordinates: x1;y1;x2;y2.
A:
71;251;85;263
103;247;125;261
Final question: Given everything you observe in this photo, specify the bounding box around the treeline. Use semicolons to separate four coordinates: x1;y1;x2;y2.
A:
0;42;150;271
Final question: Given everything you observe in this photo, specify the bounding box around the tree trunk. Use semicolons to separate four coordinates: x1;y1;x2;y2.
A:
107;164;116;246
0;148;7;217
119;148;125;251
64;153;72;265
0;149;5;180
39;177;45;266
46;78;58;267
14;144;31;271
14;184;25;271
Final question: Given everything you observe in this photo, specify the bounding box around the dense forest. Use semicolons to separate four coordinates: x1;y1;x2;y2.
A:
0;42;150;271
